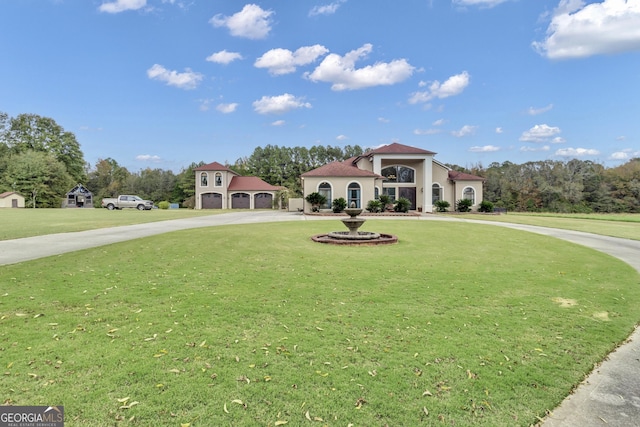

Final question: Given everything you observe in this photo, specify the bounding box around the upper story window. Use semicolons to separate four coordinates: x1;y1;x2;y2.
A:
382;165;415;183
200;172;208;187
214;172;223;187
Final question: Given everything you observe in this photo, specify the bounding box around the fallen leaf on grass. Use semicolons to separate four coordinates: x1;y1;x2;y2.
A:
423;407;429;416
422;390;433;397
275;421;288;426
223;403;229;414
120;401;138;409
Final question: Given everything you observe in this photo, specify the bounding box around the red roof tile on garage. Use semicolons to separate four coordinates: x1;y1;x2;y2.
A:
301;160;383;178
194;161;236;172
228;176;282;191
448;170;485;181
0;192;18;198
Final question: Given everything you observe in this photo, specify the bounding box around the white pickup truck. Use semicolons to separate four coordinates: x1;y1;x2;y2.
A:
101;195;154;210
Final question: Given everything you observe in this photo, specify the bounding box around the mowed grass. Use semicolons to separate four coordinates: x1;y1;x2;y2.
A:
1;220;639;426
0;208;222;241
453;212;640;241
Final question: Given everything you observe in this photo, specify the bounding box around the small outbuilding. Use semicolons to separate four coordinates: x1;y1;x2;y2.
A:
64;184;94;208
0;191;25;208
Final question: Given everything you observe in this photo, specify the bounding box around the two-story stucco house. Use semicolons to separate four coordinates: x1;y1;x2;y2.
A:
194;161;283;209
301;142;484;213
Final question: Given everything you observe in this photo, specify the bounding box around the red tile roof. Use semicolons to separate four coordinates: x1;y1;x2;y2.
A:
366;142;436;156
227;176;282;191
448;170;485;181
194;161;236;172
301;160;383;178
0;191;18;198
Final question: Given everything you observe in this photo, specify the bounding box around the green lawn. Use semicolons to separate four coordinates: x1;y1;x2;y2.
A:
1;220;639;426
451;212;640;241
0;208;224;241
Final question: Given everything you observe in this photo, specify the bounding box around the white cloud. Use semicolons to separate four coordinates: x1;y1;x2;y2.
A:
555;147;600;157
469;145;500;152
147;64;203;90
521;145;551;152
432;118;445;126
206;50;243;65
534;0;640;59
99;0;145;13
616;135;626;141
528;103;553;115
216;103;238;114
551;136;566;144
495;127;504;134
271;120;286;126
519;124;562;142
309;0;346;16
414;128;442;135
453;0;511;7
377;117;390;123
252;93;312;114
305;44;415;91
451;125;477;137
255;45;329;75
336;134;348;140
610;151;629;160
210;4;274;40
408;71;470;104
610;148;640;160
136;154;162;162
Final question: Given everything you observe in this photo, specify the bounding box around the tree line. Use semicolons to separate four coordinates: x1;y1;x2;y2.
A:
2;111;638;211
450;158;640;213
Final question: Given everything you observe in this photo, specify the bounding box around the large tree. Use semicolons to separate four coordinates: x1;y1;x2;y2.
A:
5;113;86;183
3;150;74;207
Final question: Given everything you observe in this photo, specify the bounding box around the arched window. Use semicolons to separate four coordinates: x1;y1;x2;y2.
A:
318;182;332;210
347;182;361;208
381;165;415;183
374;187;380;200
214;172;223;187
200;172;208;187
432;183;443;203
463;187;475;205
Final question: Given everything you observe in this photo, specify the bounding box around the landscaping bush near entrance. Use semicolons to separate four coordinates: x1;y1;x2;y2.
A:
1;220;639;426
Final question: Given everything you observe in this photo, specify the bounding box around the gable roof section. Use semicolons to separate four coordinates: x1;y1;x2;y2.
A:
0;192;19;198
301;160;383;178
227;176;282;191
448;170;485;181
366;142;436;156
194;161;236;173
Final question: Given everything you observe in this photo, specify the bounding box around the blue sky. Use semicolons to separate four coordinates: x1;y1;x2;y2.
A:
2;0;640;173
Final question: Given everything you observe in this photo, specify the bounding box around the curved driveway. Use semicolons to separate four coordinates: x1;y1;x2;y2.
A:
1;211;639;426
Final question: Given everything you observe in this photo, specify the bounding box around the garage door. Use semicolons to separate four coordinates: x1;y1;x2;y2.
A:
254;193;273;209
231;193;250;209
202;193;222;209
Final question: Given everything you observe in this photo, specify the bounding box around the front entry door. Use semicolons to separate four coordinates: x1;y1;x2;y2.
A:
399;187;416;210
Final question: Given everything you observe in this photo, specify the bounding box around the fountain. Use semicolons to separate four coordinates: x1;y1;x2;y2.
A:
311;206;398;245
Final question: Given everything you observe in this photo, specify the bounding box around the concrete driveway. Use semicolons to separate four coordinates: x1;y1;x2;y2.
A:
1;211;639;426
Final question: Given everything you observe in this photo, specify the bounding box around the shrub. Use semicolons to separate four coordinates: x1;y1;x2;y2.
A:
478;200;494;213
305;192;327;212
366;200;383;213
456;199;473;212
394;197;411;213
332;197;347;213
158;201;170;210
434;200;450;212
378;195;392;211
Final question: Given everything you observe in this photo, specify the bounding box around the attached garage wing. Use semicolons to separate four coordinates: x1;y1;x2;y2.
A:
231;193;250;209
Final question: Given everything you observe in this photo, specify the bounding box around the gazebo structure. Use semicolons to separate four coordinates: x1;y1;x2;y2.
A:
64;184;94;208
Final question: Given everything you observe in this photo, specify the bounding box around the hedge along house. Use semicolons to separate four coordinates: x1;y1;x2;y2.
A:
194;161;284;209
0;191;25;208
300;142;485;213
63;184;94;208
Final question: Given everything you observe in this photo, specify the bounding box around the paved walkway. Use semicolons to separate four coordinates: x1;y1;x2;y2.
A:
1;211;639;426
